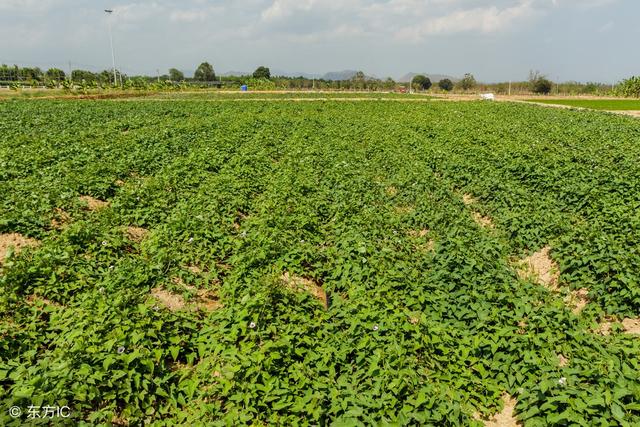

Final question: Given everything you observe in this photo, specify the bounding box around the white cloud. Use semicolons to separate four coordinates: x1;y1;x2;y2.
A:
260;0;362;22
0;0;635;81
395;1;538;41
548;0;617;7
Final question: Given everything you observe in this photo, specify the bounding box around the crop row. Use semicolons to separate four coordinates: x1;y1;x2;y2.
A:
1;98;639;425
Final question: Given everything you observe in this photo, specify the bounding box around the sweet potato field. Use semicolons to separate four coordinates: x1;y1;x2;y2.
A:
1;97;640;425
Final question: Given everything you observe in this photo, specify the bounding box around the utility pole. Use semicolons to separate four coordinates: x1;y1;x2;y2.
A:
105;9;117;86
157;69;160;83
508;80;511;96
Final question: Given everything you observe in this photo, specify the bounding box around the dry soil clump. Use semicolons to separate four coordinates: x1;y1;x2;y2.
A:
622;318;640;334
597;318;640;335
517;246;559;290
0;233;40;265
50;208;71;229
484;395;521;427
566;288;589;314
26;294;63;309
395;205;415;215
79;195;109;211
472;212;495;228
408;229;430;238
151;288;187;311
186;265;203;274
125;226;149;243
558;354;570;367
152;278;221;312
462;193;478;205
408;229;435;252
462;194;494;228
281;272;328;310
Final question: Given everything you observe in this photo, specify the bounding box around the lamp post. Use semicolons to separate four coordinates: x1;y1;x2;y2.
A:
105;9;117;86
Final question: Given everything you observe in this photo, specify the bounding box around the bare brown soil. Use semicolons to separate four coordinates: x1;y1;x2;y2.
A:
151;287;187;311
484;395;521;427
623;318;640;334
611;110;640;118
111;415;130;426
472;212;494;228
395;205;415;215
558;354;569;367
461;194;494;228
408;229;430;238
566;288;589;314
125;226;149;243
407;229;434;252
417;241;435;253
79;196;109;211
595;318;640;335
462;194;478;205
408;315;420;325
517;320;527;335
517;246;559;290
26;294;63;308
152;278;221;312
186;265;203;274
281;272;328;310
50;208;71;229
0;233;40;265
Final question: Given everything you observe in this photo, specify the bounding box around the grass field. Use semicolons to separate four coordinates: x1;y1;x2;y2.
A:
525;98;640;110
1;97;640;425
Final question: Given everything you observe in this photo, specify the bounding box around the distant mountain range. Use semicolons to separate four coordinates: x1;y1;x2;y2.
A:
320;70;358;80
219;70;322;79
212;69;457;82
220;70;373;80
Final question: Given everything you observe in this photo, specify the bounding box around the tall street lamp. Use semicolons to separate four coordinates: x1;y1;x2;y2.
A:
105;9;117;86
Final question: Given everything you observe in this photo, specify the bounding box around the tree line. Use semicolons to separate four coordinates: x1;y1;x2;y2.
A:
1;62;633;96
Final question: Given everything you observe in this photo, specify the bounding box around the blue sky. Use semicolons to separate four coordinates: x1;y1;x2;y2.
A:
0;0;637;82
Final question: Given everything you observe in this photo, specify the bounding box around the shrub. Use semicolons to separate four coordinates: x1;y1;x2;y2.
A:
531;78;553;94
615;76;640;98
458;73;476;91
412;75;432;91
438;79;454;91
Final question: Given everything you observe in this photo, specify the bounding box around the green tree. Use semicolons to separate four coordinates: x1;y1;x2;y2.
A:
529;71;553;94
252;66;271;79
351;71;366;90
168;68;184;81
412;75;432;91
71;69;98;82
21;67;43;82
194;62;216;81
614;76;640;98
46;68;66;81
353;71;366;80
383;77;396;91
459;73;476;90
0;64;20;81
438;78;454;91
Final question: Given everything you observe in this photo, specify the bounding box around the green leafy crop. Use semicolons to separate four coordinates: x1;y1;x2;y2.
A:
1;97;639;425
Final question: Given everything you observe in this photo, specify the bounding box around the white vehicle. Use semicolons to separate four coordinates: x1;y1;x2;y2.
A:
480;93;495;100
